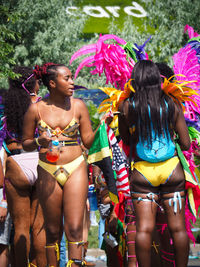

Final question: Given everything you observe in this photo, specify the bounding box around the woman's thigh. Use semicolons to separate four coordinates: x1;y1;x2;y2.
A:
160;162;185;195
30;186;45;234
130;168;159;231
160;163;186;230
63;160;88;234
5;157;31;190
36;166;63;234
5;179;31;233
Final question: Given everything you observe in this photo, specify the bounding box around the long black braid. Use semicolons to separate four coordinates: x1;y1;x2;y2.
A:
129;60;176;146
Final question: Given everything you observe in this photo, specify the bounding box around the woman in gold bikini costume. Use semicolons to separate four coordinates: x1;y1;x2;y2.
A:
22;63;98;267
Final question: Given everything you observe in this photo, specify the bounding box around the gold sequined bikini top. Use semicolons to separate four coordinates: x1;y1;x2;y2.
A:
37;118;79;138
37;104;79;138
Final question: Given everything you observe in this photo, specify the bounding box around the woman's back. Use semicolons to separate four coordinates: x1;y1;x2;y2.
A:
133;101;176;162
118;60;190;163
127;60;190;161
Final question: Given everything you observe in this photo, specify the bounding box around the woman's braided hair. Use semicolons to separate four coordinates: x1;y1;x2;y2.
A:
4;66;36;140
34;63;65;89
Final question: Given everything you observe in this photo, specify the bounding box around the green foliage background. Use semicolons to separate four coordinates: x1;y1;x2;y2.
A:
76;0;147;34
1;0;200;249
0;4;20;81
0;0;200;93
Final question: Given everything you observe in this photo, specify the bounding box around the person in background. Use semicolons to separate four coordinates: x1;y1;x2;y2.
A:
88;164;98;227
80;145;96;266
93;165;123;267
4;66;46;267
0;89;11;267
59;232;67;267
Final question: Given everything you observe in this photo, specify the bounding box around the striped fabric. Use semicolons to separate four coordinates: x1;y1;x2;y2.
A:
105;123;130;198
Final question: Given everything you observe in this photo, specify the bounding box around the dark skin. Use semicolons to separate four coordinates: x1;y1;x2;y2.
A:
22;66;98;267
125;199;137;267
0;155;9;267
5;161;46;267
4;80;46;267
0;160;3;188
118;99;190;267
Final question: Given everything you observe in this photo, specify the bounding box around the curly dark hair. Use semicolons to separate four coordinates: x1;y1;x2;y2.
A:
4;66;36;140
34;63;65;89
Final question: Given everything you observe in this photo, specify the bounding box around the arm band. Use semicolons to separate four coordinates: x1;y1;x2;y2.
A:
35;137;41;147
0;201;7;208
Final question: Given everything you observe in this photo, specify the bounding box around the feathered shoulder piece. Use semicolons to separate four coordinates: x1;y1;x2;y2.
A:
173;25;200;121
162;75;200;114
98;80;135;114
98;75;199;115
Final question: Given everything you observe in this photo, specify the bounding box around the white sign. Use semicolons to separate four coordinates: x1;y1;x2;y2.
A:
66;1;147;18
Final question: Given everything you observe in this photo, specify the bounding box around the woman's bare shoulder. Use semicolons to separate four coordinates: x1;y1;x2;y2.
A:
27;100;46;119
28;102;38;113
23;103;39;124
72;97;87;110
174;102;182;120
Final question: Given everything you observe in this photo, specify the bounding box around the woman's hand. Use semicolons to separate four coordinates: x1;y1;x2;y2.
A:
0;200;7;222
36;131;51;148
101;111;114;125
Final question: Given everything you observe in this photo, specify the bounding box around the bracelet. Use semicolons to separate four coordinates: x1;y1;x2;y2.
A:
94;176;99;185
35;137;41;147
0;201;7;208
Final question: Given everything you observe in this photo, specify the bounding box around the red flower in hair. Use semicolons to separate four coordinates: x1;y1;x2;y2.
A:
33;65;43;79
34;62;58;79
43;63;58;74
